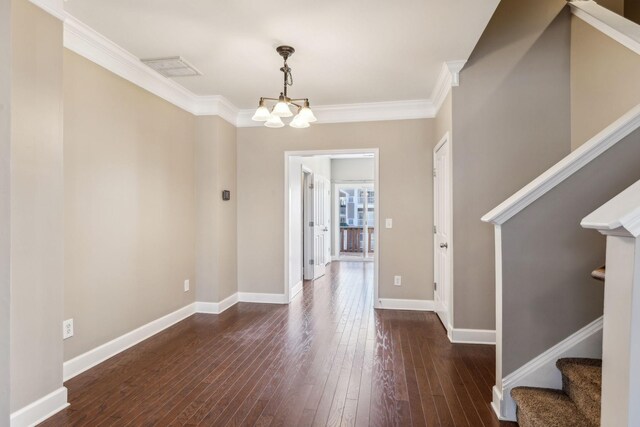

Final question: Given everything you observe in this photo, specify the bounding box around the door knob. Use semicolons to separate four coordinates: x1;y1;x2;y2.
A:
440;243;448;249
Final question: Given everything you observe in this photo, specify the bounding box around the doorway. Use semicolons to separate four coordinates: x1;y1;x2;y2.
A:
433;133;453;333
284;149;380;305
336;184;375;261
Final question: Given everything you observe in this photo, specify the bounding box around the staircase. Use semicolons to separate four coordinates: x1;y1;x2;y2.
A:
511;358;602;427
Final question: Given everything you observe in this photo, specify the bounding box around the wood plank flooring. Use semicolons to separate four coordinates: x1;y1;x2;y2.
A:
41;262;518;426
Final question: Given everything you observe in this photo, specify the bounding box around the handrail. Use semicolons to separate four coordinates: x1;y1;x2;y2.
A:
581;179;640;237
569;0;640;56
482;104;640;225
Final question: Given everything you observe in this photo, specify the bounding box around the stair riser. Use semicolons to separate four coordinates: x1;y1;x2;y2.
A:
562;375;601;423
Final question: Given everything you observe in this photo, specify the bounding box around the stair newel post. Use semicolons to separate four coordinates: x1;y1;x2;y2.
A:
595;230;639;427
581;179;640;427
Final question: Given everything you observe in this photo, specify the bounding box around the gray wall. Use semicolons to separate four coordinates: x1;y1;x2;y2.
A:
237;120;434;301
451;0;572;330
502;128;640;375
10;0;65;411
64;50;197;361
571;16;640;149
195;116;238;303
0;0;10;421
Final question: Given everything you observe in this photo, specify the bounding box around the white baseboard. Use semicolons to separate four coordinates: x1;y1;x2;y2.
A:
493;316;604;421
62;292;295;383
491;385;504;420
449;328;496;345
290;281;303;301
63;303;196;381
238;292;288;304
10;387;69;427
195;292;239;314
376;298;435;311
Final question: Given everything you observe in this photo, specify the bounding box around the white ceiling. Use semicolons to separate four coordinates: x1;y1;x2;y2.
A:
64;0;499;109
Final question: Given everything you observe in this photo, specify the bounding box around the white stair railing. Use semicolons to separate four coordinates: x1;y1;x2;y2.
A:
482;104;640;421
581;179;640;427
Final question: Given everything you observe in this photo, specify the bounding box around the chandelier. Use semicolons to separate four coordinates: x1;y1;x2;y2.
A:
251;46;317;128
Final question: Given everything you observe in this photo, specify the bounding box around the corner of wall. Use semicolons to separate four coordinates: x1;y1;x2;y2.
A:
195;116;238;304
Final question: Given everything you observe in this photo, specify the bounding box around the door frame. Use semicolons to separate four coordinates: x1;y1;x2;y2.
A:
433;132;454;337
333;182;375;262
284;149;380;306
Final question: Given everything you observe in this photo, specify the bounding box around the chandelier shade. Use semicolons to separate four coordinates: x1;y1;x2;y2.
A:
251;46;315;128
298;103;317;123
251;103;271;122
272;100;293;118
264;115;285;128
289;113;310;128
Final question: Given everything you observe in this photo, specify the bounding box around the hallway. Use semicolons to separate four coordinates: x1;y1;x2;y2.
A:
42;262;513;426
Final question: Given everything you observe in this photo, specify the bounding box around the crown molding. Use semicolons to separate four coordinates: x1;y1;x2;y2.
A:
191;95;240;125
237;99;436;127
63;14;199;114
430;60;466;113
32;2;466;127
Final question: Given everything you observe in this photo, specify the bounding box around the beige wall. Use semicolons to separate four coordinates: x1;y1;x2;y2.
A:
451;0;572;330
237;120;434;301
502;127;640;375
10;0;65;411
195;116;238;303
331;158;374;182
571;16;640;149
0;0;10;420
63;50;196;360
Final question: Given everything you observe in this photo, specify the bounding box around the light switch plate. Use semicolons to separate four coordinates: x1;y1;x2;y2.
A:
184;279;190;292
386;218;393;229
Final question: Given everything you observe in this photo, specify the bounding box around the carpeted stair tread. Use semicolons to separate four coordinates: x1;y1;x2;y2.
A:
556;358;602;390
556;358;601;424
511;387;596;427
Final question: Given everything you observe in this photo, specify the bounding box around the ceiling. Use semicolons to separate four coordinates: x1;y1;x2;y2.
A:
64;0;500;109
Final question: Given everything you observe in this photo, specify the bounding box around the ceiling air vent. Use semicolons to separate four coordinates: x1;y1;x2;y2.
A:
141;56;202;78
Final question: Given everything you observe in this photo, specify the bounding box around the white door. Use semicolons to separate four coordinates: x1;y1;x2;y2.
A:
313;174;327;279
434;138;451;330
323;177;332;265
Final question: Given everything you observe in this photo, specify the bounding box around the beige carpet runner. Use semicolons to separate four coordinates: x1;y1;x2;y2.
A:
511;358;601;427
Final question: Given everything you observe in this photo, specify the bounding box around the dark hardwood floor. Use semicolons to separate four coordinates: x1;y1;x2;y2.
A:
41;262;517;426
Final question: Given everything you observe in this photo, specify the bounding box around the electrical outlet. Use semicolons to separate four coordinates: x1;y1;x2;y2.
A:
386;218;393;229
184;279;190;292
394;275;402;286
63;319;74;340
